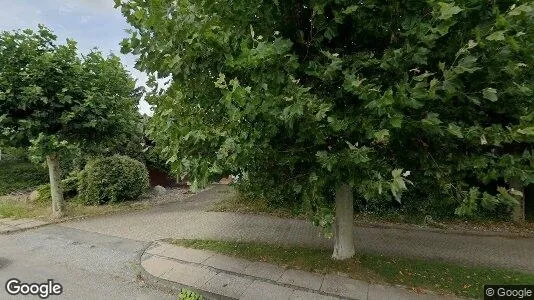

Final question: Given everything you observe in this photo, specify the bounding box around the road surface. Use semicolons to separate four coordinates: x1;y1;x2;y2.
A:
0;225;175;299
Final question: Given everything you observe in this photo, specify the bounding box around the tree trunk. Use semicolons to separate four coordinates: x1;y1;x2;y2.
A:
332;183;355;260
510;178;525;223
46;154;64;219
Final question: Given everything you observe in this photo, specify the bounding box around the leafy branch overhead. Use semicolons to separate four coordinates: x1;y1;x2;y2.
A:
116;0;533;221
0;25;140;157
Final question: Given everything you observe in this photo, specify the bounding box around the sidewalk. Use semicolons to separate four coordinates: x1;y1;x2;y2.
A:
0;217;47;234
62;185;534;273
140;241;456;300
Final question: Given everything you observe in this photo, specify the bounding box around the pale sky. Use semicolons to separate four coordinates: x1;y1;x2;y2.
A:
0;0;153;115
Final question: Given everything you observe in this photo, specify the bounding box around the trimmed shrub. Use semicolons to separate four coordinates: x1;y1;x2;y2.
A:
78;155;149;205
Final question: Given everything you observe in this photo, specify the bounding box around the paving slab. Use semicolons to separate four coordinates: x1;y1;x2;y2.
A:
145;242;174;256
203;253;252;273
161;260;217;287
278;269;324;290
242;261;286;281
321;274;369;300
141;254;174;277
241;280;294;300
289;290;341;300
201;272;254;298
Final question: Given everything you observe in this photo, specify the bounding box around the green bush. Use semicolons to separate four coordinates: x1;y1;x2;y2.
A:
35;175;79;204
78;155;149;205
35;184;52;204
0;159;48;195
1;147;27;161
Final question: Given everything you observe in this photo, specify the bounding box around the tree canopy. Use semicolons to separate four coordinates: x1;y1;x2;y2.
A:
0;25;140;155
117;0;533;228
0;25;141;217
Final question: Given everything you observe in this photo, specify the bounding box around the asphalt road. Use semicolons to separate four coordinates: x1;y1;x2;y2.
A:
0;225;175;300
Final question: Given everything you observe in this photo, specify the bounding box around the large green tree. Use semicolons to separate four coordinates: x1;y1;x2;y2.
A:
117;0;534;258
0;26;140;218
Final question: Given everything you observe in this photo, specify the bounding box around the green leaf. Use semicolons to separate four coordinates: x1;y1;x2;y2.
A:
480;193;499;211
517;127;534;136
438;2;463;20
390;114;403;128
508;4;533;16
467;40;477;49
510;189;524;198
422;113;442;126
447;123;463;138
454;55;480;74
486;31;506;41
413;71;435;82
482;88;498;102
373;129;390;143
390;168;409;203
342;5;359;15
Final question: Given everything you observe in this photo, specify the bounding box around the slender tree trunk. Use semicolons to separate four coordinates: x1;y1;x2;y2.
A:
332;183;355;260
510;178;525;223
46;154;64;219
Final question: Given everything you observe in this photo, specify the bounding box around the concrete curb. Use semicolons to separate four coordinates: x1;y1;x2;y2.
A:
137;241;348;300
135;241;234;300
0;220;50;235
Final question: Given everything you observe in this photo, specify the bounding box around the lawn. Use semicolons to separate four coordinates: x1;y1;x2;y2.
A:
170;239;534;299
0;193;154;220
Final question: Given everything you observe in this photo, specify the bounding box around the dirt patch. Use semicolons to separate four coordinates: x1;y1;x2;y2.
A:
0;191;32;203
138;187;202;205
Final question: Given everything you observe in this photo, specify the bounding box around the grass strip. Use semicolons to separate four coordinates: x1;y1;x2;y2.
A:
170;238;534;298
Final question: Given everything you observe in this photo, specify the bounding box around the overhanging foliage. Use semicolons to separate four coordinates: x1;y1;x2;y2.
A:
117;0;534;223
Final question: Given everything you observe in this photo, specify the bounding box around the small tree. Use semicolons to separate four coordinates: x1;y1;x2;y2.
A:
117;0;534;258
0;26;140;218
